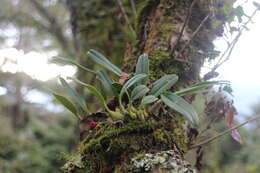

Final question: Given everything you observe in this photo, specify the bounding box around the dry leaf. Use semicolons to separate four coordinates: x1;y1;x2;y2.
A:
119;72;129;85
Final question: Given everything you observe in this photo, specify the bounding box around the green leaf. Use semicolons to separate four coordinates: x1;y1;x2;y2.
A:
161;92;199;125
53;57;95;74
175;80;229;96
119;74;147;109
150;74;178;97
122;74;147;90
141;95;158;105
87;49;122;76
131;85;149;101
96;70;117;96
192;80;230;87
120;74;147;97
135;54;149;84
53;93;80;119
59;77;90;114
69;78;108;109
70;78;125;119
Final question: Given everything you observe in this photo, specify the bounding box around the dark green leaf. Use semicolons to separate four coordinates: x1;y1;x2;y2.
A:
150;74;178;97
69;78;108;110
131;85;149;101
141;95;158;105
59;77;90;114
161;92;199;125
53;93;80;119
135;54;149;84
96;70;117;96
119;74;147;108
122;74;147;90
87;49;122;76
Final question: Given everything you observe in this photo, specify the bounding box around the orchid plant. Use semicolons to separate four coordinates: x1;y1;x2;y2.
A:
53;50;229;125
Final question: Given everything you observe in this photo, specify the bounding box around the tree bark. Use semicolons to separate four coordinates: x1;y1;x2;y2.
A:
64;0;234;172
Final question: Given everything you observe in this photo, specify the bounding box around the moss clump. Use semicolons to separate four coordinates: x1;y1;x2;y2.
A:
62;113;190;173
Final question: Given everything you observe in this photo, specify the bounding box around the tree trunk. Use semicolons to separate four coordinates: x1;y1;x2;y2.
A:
64;0;234;172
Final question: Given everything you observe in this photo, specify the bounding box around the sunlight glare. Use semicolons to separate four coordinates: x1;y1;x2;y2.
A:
0;48;76;81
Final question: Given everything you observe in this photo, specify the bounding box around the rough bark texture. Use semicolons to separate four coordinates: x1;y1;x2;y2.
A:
66;0;127;83
64;0;235;172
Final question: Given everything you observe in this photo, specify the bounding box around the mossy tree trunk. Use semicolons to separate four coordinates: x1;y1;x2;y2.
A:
66;0;127;84
64;0;234;172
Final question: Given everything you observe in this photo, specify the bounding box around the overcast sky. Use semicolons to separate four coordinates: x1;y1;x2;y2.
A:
213;1;260;115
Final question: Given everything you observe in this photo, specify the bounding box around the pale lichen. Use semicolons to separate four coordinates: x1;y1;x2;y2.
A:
131;150;197;173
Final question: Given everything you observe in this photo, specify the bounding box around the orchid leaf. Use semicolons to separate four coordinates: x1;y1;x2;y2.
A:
96;70;117;96
87;49;122;76
59;77;90;114
53;57;95;74
135;54;149;84
131;85;149;101
141;95;158;105
119;74;147;109
150;74;178;97
53;93;81;119
70;78;124;119
175;80;230;96
161;92;199;125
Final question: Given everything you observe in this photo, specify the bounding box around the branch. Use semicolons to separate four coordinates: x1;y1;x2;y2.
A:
29;0;75;57
180;13;211;53
190;114;260;149
171;0;197;53
117;0;135;35
204;8;258;78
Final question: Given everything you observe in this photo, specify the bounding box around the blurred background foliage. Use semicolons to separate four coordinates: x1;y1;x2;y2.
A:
0;0;259;172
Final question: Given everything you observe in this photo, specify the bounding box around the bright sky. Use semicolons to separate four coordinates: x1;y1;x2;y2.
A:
0;48;76;81
209;1;260;114
0;0;259;115
215;18;260;114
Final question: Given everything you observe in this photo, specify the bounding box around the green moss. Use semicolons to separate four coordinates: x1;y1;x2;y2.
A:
149;50;171;80
63;113;190;172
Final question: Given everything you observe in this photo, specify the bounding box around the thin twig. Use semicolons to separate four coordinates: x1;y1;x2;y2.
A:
180;13;211;53
130;0;137;18
117;0;135;34
209;8;258;73
213;33;240;69
171;0;197;54
190;114;260;149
